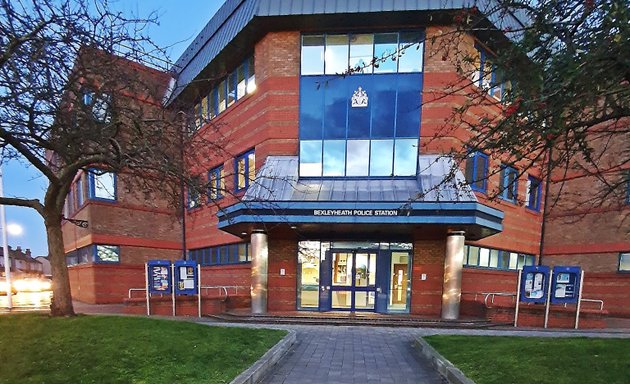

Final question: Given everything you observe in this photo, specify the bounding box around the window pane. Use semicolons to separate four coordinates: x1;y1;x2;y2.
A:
325;35;349;75
347;76;372;139
247;56;256;94
217;80;227;113
96;245;119;263
370;140;393;176
489;249;500;268
300;141;323;176
371;76;396;138
394;139;417;176
299;77;324;139
302;35;325;75
323;140;346;176
395;73;422;137
479;248;490;267
237;63;247;99
398;31;423;73
238;243;248;262
227;73;237;107
374;33;398;73
201;96;208;122
323;77;347;139
475;155;488;190
92;172;115;200
346;140;370;176
619;253;630;271
208;88;217;119
237;157;246;189
468;246;480;266
349;34;373;73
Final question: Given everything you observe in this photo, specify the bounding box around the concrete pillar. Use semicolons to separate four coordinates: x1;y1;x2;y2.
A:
250;230;269;314
441;231;465;320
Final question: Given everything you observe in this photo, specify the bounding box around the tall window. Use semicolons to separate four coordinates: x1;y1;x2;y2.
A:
235;150;255;191
465;151;488;192
499;165;518;202
82;89;112;123
187;176;202;209
472;45;510;100
208;166;224;200
88;169;116;201
526;176;542;211
619;253;630;272
299;31;423;178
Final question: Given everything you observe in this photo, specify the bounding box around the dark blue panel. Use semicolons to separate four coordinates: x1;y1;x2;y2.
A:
347;75;372;139
375;250;390;313
299;77;324;139
551;266;582;304
519;265;550;304
371;74;397;138
323;77;348;139
396;73;422;137
147;260;172;294
174;260;198;295
319;250;332;311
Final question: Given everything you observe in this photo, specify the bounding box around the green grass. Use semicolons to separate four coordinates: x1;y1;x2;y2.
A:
0;314;286;384
424;335;630;384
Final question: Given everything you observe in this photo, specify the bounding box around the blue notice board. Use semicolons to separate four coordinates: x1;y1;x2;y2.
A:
520;265;550;304
551;266;581;304
174;260;198;295
148;260;171;294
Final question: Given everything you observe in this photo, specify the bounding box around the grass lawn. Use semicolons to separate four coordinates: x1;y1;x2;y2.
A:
424;335;630;384
0;314;286;384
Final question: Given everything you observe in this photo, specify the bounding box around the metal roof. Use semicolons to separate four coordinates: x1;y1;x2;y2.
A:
169;0;526;101
243;155;476;203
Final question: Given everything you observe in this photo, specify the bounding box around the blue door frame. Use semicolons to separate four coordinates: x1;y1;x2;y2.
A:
319;249;390;312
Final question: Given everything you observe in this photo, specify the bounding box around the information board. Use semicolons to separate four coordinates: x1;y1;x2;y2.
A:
174;260;198;295
147;260;172;294
551;266;581;304
519;265;550;304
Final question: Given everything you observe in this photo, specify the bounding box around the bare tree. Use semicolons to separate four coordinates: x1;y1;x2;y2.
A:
0;0;191;316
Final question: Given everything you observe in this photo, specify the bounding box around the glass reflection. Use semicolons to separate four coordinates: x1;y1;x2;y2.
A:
300;141;323;176
323;78;347;139
323;140;346;176
370;140;393;176
302;35;325;75
299;77;324;139
394;139;417;176
325;35;349;75
395;74;422;137
398;32;424;73
347;76;371;139
349;34;373;73
298;241;321;309
346;140;369;176
371;76;396;138
374;33;398;73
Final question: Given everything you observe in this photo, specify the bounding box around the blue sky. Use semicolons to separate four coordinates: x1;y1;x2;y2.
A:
3;0;225;256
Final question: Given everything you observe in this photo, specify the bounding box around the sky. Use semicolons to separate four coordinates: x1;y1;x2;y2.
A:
3;0;226;257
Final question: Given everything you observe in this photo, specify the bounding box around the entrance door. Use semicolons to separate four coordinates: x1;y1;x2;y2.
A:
328;250;377;311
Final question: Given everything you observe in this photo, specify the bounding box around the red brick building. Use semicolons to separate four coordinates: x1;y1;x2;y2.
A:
62;0;629;319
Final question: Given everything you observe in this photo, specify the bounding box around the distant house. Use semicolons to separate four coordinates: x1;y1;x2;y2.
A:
0;246;43;276
35;256;51;277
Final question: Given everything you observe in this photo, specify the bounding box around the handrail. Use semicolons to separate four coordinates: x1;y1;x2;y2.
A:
200;285;245;302
483;292;516;307
128;288;146;299
464;291;605;312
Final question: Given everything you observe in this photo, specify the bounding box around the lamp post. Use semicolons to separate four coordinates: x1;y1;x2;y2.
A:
0;166;12;309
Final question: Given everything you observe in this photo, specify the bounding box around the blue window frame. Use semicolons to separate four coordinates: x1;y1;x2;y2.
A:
95;245;120;263
76;176;84;208
235;149;255;192
188;243;251;266
619;253;630;272
208;166;224;201
465;151;488;192
88;169;117;201
463;245;535;271
82;88;112;123
499;165;518;202
187;176;202;210
526;176;542;211
473;45;509;100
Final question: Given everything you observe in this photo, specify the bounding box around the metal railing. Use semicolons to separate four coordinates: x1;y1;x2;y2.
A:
200;285;244;301
128;288;146;299
464;291;605;311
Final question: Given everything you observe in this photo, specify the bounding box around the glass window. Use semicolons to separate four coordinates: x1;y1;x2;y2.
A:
325;35;349;75
235;149;255;191
208;88;217;119
323;78;347;139
489;249;500;268
398;31;423;73
371;77;396;138
91;93;112;123
479;248;490;267
370;140;394;176
217;80;227;113
393;139;417;176
301;35;325;75
500;165;518;202
468;246;480;266
346;140;370;176
349;34;373;73
619;253;630;272
347;77;371;139
526;176;542;211
299;141;323;177
298;241;320;309
299;77;325;140
247;56;256;94
395;73;422;137
96;245;119;263
187;177;202;209
374;33;398;73
237;63;247;99
208;166;224;200
227;72;237;107
323;140;346;176
238;243;248;262
465;151;488;192
89;170;116;201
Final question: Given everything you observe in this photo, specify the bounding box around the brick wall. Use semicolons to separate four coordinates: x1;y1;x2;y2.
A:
268;238;298;311
410;239;445;316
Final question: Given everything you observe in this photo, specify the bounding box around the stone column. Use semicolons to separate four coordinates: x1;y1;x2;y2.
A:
250;230;269;314
441;231;466;320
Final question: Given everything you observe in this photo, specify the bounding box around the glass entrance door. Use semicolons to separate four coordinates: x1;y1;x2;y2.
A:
329;250;377;311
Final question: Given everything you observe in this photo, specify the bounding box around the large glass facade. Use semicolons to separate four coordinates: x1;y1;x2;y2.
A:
299;31;424;178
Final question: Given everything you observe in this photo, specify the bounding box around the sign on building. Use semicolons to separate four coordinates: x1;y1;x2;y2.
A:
147;260;172;294
519;265;550;304
551;266;582;304
174;260;198;295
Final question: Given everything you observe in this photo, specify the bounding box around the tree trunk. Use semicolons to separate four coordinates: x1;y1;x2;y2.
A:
45;209;75;316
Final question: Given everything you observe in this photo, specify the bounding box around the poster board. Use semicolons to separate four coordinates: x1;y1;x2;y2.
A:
147;260;172;294
551;266;581;304
519;265;550;304
174;260;198;295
